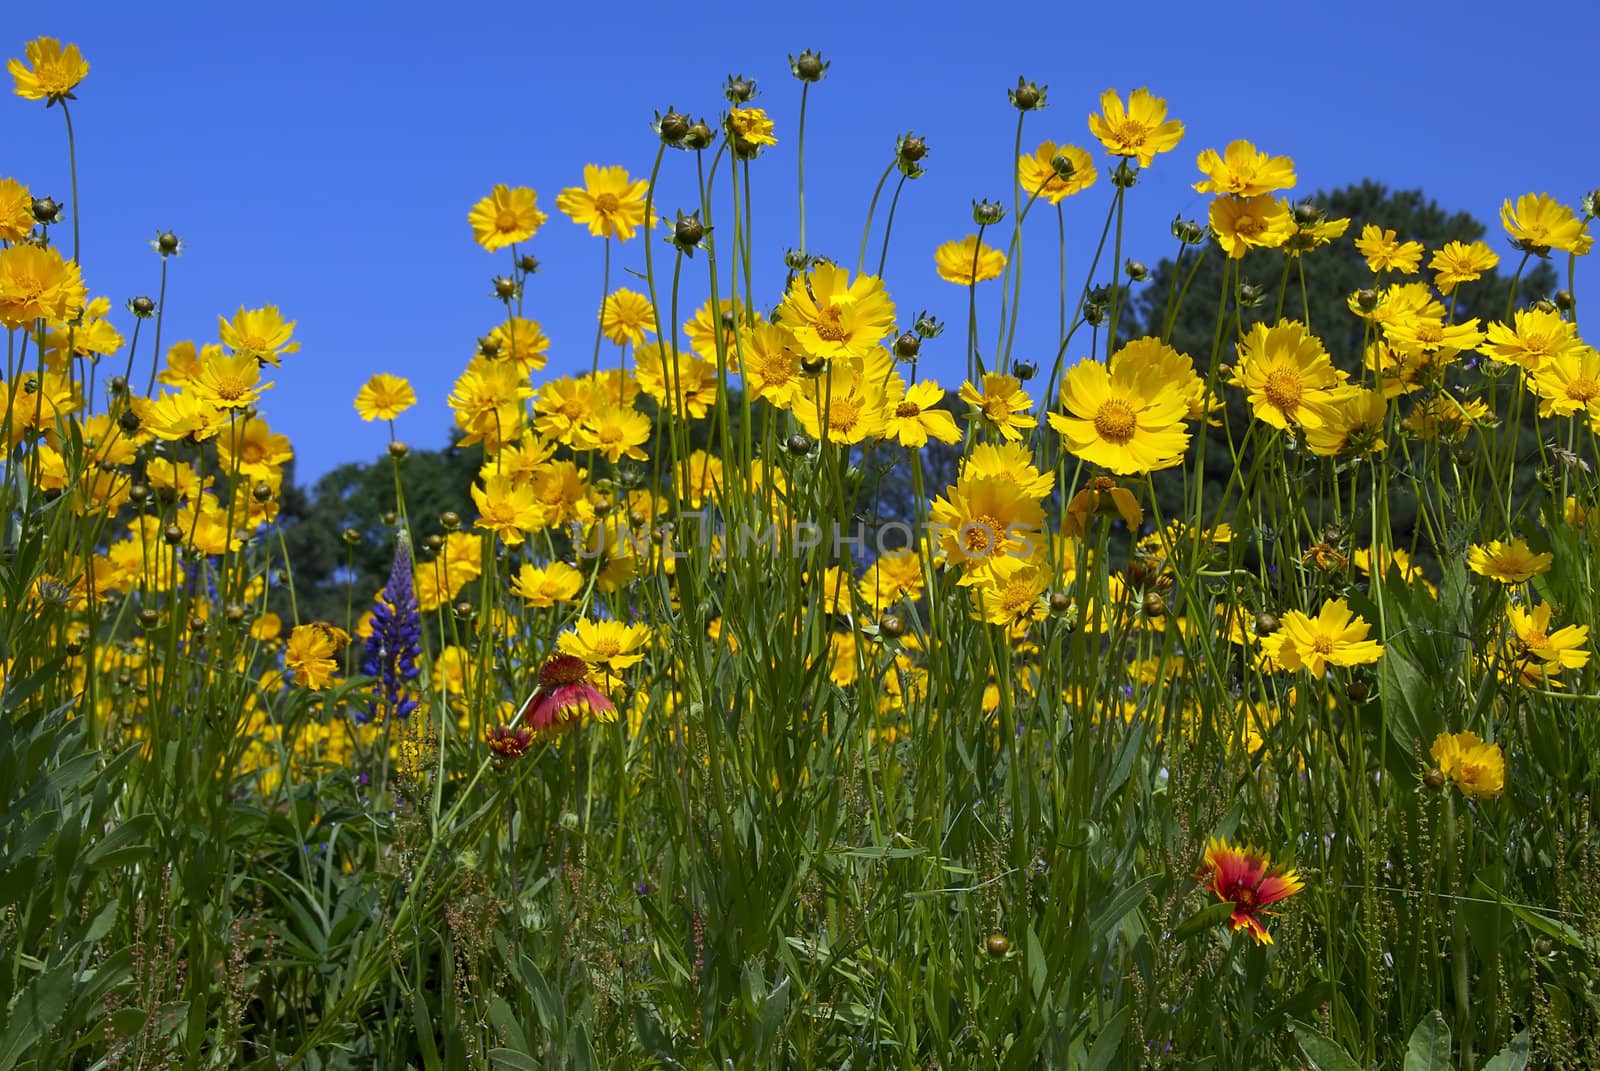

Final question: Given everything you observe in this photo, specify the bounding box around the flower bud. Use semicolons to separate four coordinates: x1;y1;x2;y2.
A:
1125;260;1149;282
1555;289;1575;311
674;212;705;250
1535;938;1553;957
894;331;921;360
252;482;274;503
343;527;362;545
657;109;690;146
382;511;398;526
163;524;184;546
986;933;1010;957
1141;592;1166;618
724;74;757;104
1111;160;1139;188
800;354;827;375
1532;297;1557;314
425;533;445;550
914;311;944;339
684;120;714;150
1346;678;1371;702
1013;360;1037;382
107;375;127;395
225;603;246;624
790;50;827;82
440;510;461;530
972;199;1006;226
1008;76;1046;111
128;483;149;504
1050;154;1076;180
389;440;409;458
129;295;156;317
454;600;476;620
1254;612;1279;636
784;249;812;271
1422;768;1446;790
493;276;517;300
1355;288;1379;311
879;614;905;638
518;254;541;275
138;608;161;628
896;133;927;164
1238;283;1266;308
1048;592;1072;615
31;197;61;224
1292;201;1321;226
155;231;182;255
786;433;813;456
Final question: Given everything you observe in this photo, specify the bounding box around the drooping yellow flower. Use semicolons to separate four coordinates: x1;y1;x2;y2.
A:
1259;598;1384;677
472;475;543;545
600;287;656;347
1049;358;1190;474
0;177;32;242
935;236;1007;285
960;374;1036;442
635;343;720;421
190;350;273;411
1354;224;1424;274
557;165;652;241
354;373;417;421
8;37;89;102
1429;240;1499;294
219;304;299;366
1193;140;1296;197
509;561;584;608
0;243;85;328
284;624;350;691
778;263;897;364
1482;308;1581;372
1017;141;1097;204
726;106;777;149
486;315;551;373
1305;388;1387;457
216;416;293;478
1467;539;1553;583
1208;195;1294;259
1230;320;1350;430
1431;732;1505;798
1087;88;1184;167
1527;345;1600;426
558;618;652;676
886;381;960;448
1501;193;1592;255
468;184;546;252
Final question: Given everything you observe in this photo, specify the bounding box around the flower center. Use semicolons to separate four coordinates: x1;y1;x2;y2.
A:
961;513;1003;556
813;306;847;343
1230;884;1259;912
1233;212;1264;237
1262;368;1303;410
495;208;521;231
827;396;860;432
1110;119;1148;147
894;401;921;418
1093;399;1138;444
539;653;589;687
1568;377;1599;402
594;193;620;214
1311;635;1335;655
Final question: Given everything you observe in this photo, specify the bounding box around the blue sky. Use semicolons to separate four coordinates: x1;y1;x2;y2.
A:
12;0;1599;483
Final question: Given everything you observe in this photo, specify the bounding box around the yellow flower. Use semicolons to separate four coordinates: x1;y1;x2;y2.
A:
1467;539;1553;583
137;390;225;443
935;236;1007;285
1430;732;1505;798
8;37;89;102
284;624;350;691
1088;88;1183;167
191;350;272;411
1354;224;1424;274
726;106;777;148
1305;388;1387;457
1049;358;1190;474
219;305;299;366
965;550;1052;628
450;356;532;450
886;381;960;448
0;177;32;242
1230;320;1350;430
486;315;551;373
600;287;656;347
572;405;652;463
1193;140;1296;197
778;263;897;364
509;561;584;608
0;243;86;328
792;349;900;445
1017;141;1097;204
557;165;652;241
929;472;1045;574
1504;601;1589;681
1208;195;1293;259
468;184;546;252
558;618;652;676
1259;599;1384;676
1482;308;1581;372
354;373;417;421
635;344;720;421
1429;240;1499;294
1527;345;1600;426
216;416;293;478
472;475;543;545
684;296;758;365
1402;394;1489;442
1501;193;1592;255
740;322;801;408
960;374;1036;442
963;441;1054;499
1111;337;1209;421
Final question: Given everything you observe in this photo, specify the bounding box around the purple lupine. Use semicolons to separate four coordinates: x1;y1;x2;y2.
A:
362;531;422;720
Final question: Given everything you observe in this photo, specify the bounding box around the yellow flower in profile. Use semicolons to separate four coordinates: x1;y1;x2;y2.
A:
1430;732;1505;798
1049;358;1190;474
284;623;350;691
726;106;777;148
468;184;546;252
1208;195;1294;259
487;315;551;373
191;350;273;411
1305;388;1387;457
558;618;652;676
1017;141;1097;204
1527;345;1600;426
137;390;225;443
1260;599;1384;676
1087;88;1184;167
219;305;299;366
509;561;584;608
1501;193;1592;255
1504;601;1590;685
1354;224;1424;274
8;37;89;102
354;373;417;421
960;374;1036;441
886;381;961;448
1429;240;1499;294
600;287;656;347
740;322;802;408
963;441;1054;499
472;475;543;545
216;417;293;478
1193;140;1296;197
557;165;652;241
0;177;32;242
935;236;1007;285
1231;320;1349;430
1467;539;1553;583
0;243;85;328
778;263;897;363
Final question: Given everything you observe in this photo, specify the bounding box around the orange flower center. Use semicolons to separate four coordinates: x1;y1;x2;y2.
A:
1311;634;1335;656
813;306;847;343
962;513;1003;557
1108;119;1149;148
1093;400;1137;444
827;396;860;432
1568;377;1599;402
495;208;522;231
1231;884;1259;911
894;401;921;418
594;192;620;215
1262;368;1303;410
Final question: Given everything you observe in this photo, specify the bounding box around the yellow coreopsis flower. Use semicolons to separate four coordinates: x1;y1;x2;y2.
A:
1504;601;1589;682
468;184;546;252
557;165;652;241
792;349;901;445
1429;240;1499;294
960;374;1036;442
1193;140;1296;197
0;177;32;242
1231;320;1350;430
778;263;897;364
1209;195;1294;259
964;441;1055;499
558;618;652;676
8;37;88;102
1111;337;1209;422
1467;539;1553;583
935;236;1007;285
1017;141;1097;204
740;322;802;408
1088;88;1184;167
1305;388;1387;458
0;243;85;328
929;472;1045;574
600;287;656;347
966;550;1052;628
216;416;293;478
1482;308;1581;372
509;561;584;608
1260;599;1384;676
1049;359;1190;474
1430;731;1505;798
726;106;778;149
219;305;299;366
354;373;417;421
1501;193;1592;255
472;475;543;545
1355;224;1424;274
284;623;350;691
886;381;961;448
1527;345;1600;426
635;344;720;421
572;405;651;463
487;315;551;373
191;350;273;411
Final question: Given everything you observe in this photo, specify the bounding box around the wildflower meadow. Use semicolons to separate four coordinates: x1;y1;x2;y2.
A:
5;34;1600;1070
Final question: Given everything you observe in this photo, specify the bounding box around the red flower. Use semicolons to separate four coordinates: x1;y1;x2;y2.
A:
1201;837;1305;945
485;724;534;759
516;653;616;739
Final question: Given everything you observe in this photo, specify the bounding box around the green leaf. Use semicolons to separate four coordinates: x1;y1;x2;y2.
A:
0;961;74;1071
1404;1010;1451;1071
1482;1030;1530;1071
1292;1020;1362;1071
1172;900;1237;942
489;1049;543;1071
413;990;443;1071
1086;1006;1129;1071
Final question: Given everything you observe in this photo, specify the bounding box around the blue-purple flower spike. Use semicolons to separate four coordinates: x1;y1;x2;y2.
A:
362;530;422;720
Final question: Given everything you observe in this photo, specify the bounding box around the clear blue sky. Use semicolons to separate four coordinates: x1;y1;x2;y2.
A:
13;0;1599;484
